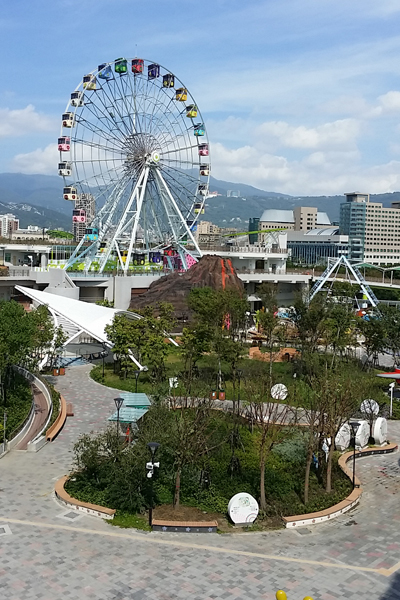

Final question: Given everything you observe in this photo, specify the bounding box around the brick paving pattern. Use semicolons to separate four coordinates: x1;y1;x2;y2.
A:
0;364;399;599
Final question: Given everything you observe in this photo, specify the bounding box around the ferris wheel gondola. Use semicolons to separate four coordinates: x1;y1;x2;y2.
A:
59;57;210;273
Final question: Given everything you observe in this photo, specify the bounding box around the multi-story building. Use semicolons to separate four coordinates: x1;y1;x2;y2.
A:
340;192;400;265
0;214;19;238
259;207;333;232
287;228;349;265
73;194;95;242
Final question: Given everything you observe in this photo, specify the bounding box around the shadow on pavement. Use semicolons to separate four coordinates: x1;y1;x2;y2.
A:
380;571;400;599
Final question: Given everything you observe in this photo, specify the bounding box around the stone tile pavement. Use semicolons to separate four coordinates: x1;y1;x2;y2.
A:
0;365;400;599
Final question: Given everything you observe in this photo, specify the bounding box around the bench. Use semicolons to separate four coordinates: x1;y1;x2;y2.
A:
152;519;218;533
66;403;74;417
46;394;67;441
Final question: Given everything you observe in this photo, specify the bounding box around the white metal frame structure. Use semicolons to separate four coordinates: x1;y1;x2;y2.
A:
59;58;210;273
15;285;145;370
309;255;379;307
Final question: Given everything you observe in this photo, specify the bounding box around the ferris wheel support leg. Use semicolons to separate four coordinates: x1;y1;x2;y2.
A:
155;169;202;257
123;167;150;273
65;237;89;270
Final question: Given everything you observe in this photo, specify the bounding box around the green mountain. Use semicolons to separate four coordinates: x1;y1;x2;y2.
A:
1;172;399;230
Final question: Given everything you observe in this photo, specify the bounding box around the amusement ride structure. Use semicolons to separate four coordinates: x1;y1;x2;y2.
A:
58;58;210;272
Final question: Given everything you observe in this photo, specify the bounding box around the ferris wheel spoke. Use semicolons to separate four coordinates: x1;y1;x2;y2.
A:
95;78;134;139
80;100;129;147
74;117;125;152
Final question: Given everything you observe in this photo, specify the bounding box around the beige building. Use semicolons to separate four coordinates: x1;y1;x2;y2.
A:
259;207;333;232
340;192;400;264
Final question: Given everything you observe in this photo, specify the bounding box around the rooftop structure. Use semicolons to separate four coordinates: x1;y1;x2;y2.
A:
259;207;333;232
287;227;349;266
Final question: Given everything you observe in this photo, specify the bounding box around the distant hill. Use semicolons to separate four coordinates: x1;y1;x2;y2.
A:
0;199;71;230
1;172;400;230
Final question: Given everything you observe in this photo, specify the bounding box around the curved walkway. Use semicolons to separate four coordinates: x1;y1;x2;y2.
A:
14;384;49;450
0;364;400;599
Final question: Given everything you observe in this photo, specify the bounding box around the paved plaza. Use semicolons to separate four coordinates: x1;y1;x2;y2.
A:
1;365;400;599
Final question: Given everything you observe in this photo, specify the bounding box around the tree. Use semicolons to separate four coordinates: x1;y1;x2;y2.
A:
242;378;291;511
179;324;213;392
323;304;355;367
358;317;386;368
167;395;225;508
379;305;400;367
290;294;329;356
106;303;175;382
318;373;362;493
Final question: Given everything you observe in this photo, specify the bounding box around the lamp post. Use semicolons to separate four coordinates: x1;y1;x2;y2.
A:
134;370;140;394
3;409;7;452
146;442;160;527
114;397;123;434
350;421;360;489
389;382;395;418
237;369;243;415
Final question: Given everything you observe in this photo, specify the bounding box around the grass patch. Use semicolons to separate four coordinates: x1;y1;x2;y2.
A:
109;512;151;531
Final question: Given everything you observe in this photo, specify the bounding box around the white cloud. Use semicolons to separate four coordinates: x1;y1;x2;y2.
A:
10;144;58;174
211;141;400;196
257;119;360;150
374;91;400;116
0;105;55;138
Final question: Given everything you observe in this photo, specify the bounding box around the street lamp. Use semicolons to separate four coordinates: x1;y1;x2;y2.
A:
237;369;243;414
114;397;123;434
389;382;395;418
146;442;160;527
350;421;361;490
134;370;140;393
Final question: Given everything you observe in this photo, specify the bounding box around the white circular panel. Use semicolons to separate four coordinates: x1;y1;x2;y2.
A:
271;383;288;400
335;423;351;451
355;420;370;449
360;399;379;416
228;493;259;525
373;417;388;445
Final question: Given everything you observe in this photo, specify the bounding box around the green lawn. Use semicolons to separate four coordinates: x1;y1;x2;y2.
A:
90;348;295;399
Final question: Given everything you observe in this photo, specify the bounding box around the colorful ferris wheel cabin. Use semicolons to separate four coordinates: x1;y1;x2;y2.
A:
200;164;210;176
83;75;96;90
148;64;160;79
175;88;187;101
198;184;208;196
63;186;77;201
85;227;98;241
149;251;162;263
58;137;71;152
186;105;197;118
163;73;174;87
132;59;144;74
186;220;198;232
58;162;72;177
62;112;75;128
72;209;86;223
194;123;205;137
70;91;84;107
194;202;205;214
115;58;128;74
98;64;113;80
198;143;209;156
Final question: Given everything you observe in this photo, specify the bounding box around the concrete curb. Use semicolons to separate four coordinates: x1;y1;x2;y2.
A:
54;475;116;520
282;443;398;528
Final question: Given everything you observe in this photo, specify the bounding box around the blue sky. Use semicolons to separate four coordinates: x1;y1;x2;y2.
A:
2;0;400;195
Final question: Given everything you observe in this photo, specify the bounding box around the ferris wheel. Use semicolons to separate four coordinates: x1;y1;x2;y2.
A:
58;57;210;272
